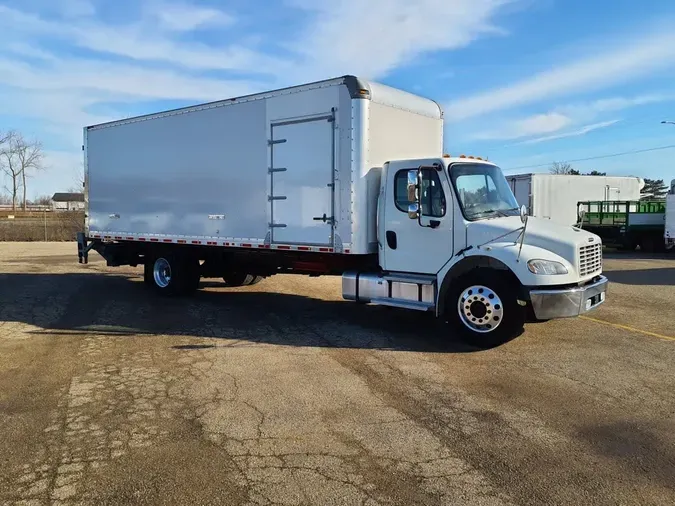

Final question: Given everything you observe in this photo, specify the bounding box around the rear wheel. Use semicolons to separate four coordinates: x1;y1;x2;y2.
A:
145;252;200;295
444;269;525;348
222;273;263;287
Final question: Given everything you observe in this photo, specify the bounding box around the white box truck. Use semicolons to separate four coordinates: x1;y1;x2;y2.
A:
77;75;608;347
506;173;644;226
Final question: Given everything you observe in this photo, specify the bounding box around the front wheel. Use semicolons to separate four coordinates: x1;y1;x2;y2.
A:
444;269;525;348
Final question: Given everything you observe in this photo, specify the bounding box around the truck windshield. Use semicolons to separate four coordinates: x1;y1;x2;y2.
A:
449;163;520;221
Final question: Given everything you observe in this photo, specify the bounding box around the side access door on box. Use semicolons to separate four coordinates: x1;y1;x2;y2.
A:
268;111;336;247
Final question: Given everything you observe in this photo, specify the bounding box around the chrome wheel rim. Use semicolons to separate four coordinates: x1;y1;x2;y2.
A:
153;258;172;288
457;285;503;333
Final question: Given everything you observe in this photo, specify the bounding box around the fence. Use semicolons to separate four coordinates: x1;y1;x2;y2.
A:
0;211;85;241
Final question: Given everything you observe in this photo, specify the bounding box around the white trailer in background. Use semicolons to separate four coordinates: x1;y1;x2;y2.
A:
506;174;644;226
666;179;675;250
77;75;608;348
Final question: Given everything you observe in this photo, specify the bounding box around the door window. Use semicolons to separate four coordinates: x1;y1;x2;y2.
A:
394;169;446;217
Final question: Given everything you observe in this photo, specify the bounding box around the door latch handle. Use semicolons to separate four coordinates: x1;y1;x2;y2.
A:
313;213;335;224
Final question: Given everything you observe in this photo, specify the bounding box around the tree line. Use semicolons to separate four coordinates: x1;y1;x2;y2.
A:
548;161;669;200
0;130;45;210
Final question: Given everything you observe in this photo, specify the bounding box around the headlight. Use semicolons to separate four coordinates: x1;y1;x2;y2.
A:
527;259;568;275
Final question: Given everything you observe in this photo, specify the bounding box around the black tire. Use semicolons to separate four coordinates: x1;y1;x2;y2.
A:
146;252;200;296
143;260;153;285
443;269;525;349
222;273;263;287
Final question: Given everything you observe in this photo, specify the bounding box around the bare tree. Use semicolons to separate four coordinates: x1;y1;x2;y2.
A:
549;161;580;175
14;134;44;211
0;131;45;211
0;130;22;211
30;195;52;206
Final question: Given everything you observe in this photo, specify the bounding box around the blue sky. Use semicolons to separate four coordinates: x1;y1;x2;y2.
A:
1;0;675;198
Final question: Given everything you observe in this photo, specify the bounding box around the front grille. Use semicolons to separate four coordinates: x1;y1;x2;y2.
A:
579;243;602;277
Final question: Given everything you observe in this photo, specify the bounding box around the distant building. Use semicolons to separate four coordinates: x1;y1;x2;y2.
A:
52;193;85;211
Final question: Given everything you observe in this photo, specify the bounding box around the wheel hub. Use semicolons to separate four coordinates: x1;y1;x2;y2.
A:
153;257;172;288
457;285;504;333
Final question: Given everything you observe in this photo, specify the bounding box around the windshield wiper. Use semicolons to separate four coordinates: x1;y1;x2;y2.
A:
472;209;510;218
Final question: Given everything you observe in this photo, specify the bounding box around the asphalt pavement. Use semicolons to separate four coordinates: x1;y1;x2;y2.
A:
0;243;673;506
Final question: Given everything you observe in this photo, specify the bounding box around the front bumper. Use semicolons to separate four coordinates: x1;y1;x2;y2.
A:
529;275;608;320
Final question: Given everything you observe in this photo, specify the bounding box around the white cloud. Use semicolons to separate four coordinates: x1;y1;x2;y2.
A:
446;29;675;120
5;42;57;61
471;112;572;140
0;56;263;103
467;92;675;142
149;1;235;31
557;93;675;122
288;0;514;79
517;119;621;145
61;0;95;19
0;4;282;74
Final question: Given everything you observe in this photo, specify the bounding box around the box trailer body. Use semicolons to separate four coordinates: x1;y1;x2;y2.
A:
85;76;442;256
506;174;644;226
666;179;675;249
78;75;608;348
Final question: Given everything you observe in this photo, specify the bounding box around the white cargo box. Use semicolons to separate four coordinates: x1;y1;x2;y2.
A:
85;76;443;255
506;173;644;226
666;179;675;245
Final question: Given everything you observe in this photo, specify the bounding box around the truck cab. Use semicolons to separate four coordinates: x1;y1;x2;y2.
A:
345;155;608;346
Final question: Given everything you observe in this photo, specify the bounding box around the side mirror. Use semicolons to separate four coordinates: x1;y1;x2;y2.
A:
407;170;418;203
408;203;420;220
577;209;586;229
519;204;528;224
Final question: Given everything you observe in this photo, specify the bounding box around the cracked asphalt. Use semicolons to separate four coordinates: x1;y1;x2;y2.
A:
0;242;674;506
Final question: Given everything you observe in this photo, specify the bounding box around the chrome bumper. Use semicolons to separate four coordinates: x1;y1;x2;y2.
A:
529;275;608;320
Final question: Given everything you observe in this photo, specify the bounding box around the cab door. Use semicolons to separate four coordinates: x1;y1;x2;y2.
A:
382;164;454;274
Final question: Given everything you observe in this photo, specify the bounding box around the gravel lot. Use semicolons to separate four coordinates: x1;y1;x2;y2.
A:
0;242;673;506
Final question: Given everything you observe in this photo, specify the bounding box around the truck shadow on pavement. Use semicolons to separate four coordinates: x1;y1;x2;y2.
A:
578;421;675;491
603;267;675;286
0;273;519;353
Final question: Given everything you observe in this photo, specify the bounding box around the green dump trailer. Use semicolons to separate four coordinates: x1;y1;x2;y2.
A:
577;200;666;252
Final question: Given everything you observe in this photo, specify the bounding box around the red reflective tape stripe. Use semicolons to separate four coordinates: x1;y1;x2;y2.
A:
139;238;146;241
277;245;291;250
344;249;350;253
241;244;252;248
104;236;111;239
114;236;122;240
319;248;330;252
177;240;186;244
126;237;134;240
207;241;217;245
192;241;201;245
297;246;310;251
150;238;159;242
163;239;172;243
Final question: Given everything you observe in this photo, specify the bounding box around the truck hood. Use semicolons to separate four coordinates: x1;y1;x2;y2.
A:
466;216;600;267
